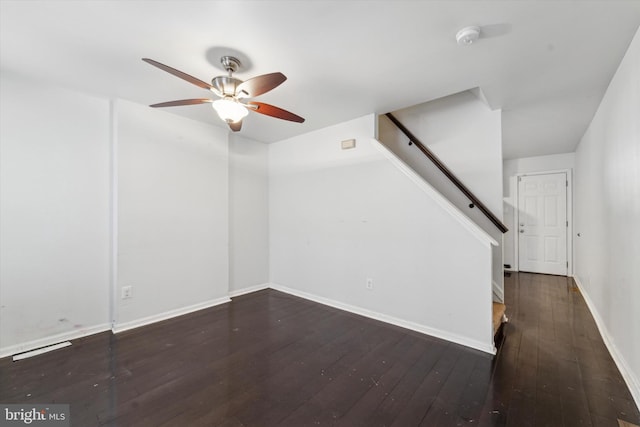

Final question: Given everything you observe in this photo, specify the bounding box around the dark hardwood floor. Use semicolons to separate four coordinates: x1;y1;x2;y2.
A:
1;272;638;426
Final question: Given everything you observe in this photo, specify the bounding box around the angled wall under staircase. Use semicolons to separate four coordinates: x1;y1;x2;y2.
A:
377;90;505;303
269;114;499;354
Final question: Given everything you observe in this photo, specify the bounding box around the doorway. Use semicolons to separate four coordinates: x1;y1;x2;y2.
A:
517;172;569;275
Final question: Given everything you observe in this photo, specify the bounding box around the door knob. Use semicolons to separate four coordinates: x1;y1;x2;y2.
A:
520;230;524;233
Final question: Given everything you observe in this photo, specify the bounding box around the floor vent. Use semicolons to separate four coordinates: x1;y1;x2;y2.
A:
13;342;71;361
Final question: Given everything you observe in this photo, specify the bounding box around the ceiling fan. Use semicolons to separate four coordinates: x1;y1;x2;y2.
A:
142;56;305;132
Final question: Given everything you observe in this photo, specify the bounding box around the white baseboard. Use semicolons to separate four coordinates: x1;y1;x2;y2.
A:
492;280;504;303
270;283;495;355
2;285;498;361
573;275;640;409
228;283;270;298
0;323;111;359
2;297;234;358
112;296;231;334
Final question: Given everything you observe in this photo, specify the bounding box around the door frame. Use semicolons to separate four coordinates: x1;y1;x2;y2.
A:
514;169;573;276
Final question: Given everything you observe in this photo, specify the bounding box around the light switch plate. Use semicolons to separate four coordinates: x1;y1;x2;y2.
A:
341;139;356;150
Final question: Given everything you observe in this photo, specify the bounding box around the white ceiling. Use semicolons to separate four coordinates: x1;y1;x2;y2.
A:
1;1;639;159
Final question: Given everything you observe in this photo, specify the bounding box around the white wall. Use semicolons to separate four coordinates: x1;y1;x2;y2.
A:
502;153;575;269
0;77;500;356
269;115;496;353
0;73;111;356
0;74;269;350
377;91;504;296
115;100;230;330
229;134;269;294
503;153;575;195
380;91;503;218
574;27;640;406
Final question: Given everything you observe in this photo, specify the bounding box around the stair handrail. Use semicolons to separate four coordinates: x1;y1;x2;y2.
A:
384;112;508;234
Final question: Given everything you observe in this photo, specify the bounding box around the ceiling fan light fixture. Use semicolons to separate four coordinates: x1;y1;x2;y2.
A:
212;97;249;123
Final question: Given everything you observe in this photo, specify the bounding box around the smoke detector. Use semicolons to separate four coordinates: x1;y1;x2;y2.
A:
456;26;481;46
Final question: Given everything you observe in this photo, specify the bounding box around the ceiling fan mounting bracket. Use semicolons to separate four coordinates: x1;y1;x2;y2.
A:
220;56;241;74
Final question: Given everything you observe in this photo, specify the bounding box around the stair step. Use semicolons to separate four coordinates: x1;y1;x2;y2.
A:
618;419;640;427
492;302;507;335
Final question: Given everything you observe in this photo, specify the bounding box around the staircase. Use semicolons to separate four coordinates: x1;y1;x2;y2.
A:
378;105;509;353
493;301;507;346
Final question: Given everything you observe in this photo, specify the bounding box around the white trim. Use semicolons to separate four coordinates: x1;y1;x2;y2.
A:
513;174;520;272
109;99;119;329
514;169;573;275
228;283;270;298
1;284;499;360
567;170;574;276
492;280;504;303
111;296;231;334
573;276;640;408
270;283;496;355
0;323;111;359
2;297;234;358
371;138;498;247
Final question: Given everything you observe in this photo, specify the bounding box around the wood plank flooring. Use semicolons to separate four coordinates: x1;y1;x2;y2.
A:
1;272;638;426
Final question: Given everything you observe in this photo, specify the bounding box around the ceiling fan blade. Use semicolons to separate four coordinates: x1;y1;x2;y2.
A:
236;72;286;98
142;58;213;90
248;102;305;123
228;121;243;132
149;98;213;108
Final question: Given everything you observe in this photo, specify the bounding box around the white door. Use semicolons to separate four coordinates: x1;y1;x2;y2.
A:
518;173;567;275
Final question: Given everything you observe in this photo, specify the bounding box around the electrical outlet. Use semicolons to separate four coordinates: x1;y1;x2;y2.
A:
121;285;133;299
366;278;374;290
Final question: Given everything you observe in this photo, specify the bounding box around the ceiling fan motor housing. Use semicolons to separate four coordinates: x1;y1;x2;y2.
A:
211;76;242;97
211;56;243;97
